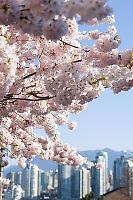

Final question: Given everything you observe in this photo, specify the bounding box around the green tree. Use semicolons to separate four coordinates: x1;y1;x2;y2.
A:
84;192;95;200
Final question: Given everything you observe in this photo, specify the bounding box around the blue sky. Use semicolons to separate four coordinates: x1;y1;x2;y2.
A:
58;0;133;151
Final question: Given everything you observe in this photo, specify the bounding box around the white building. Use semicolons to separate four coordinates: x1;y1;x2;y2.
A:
53;169;58;188
30;165;39;199
21;164;41;199
22;164;31;198
73;167;91;199
4;185;24;200
41;171;49;190
58;164;91;200
15;171;22;186
91;151;108;197
41;169;58;191
48;170;53;188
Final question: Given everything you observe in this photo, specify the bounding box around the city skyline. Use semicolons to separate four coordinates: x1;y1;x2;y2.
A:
6;151;133;199
5;152;133;199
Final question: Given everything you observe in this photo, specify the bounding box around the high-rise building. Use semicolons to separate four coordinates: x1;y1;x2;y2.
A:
41;169;58;191
113;155;133;198
53;169;58;189
6;172;15;184
21;164;41;200
48;170;54;188
114;155;130;188
22;164;31;199
58;164;91;200
91;151;108;198
58;164;72;200
15;171;22;186
41;171;49;191
38;169;42;195
6;165;59;200
30;165;39;199
72;167;91;199
108;170;113;191
7;171;22;187
4;184;24;200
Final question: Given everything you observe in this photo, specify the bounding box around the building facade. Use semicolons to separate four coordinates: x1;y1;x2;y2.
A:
113;155;133;198
72;167;91;199
58;164;72;200
58;164;91;200
4;184;24;200
91;151;108;198
21;164;41;199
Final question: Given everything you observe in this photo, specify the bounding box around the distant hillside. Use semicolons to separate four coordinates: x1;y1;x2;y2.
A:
4;148;133;177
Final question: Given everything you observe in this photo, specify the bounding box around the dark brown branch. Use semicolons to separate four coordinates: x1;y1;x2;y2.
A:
60;39;79;49
2;96;54;102
71;59;82;64
60;39;90;53
23;72;36;79
21;8;30;12
22;84;36;91
28;91;43;96
29;94;49;99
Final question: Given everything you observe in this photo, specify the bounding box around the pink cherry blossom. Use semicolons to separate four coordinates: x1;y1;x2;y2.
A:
68;121;77;131
18;157;26;168
0;0;132;177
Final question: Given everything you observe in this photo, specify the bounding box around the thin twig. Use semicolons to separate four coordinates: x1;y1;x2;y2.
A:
60;39;90;53
39;48;44;59
22;84;36;91
71;59;82;64
24;72;36;79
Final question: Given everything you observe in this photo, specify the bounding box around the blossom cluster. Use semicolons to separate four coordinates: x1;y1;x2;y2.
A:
0;0;112;40
0;177;10;186
0;1;132;171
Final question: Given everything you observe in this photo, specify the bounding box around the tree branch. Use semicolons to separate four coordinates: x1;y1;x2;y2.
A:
60;39;90;53
23;72;36;79
71;59;82;64
2;96;55;102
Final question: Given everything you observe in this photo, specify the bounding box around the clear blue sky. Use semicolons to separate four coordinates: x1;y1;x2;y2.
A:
58;0;133;151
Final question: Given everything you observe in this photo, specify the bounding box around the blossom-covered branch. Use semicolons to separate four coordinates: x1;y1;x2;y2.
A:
0;1;132;172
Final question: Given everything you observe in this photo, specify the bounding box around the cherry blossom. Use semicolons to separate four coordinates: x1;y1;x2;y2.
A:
0;0;132;180
0;0;113;40
68;121;77;131
18;157;26;168
0;177;10;186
